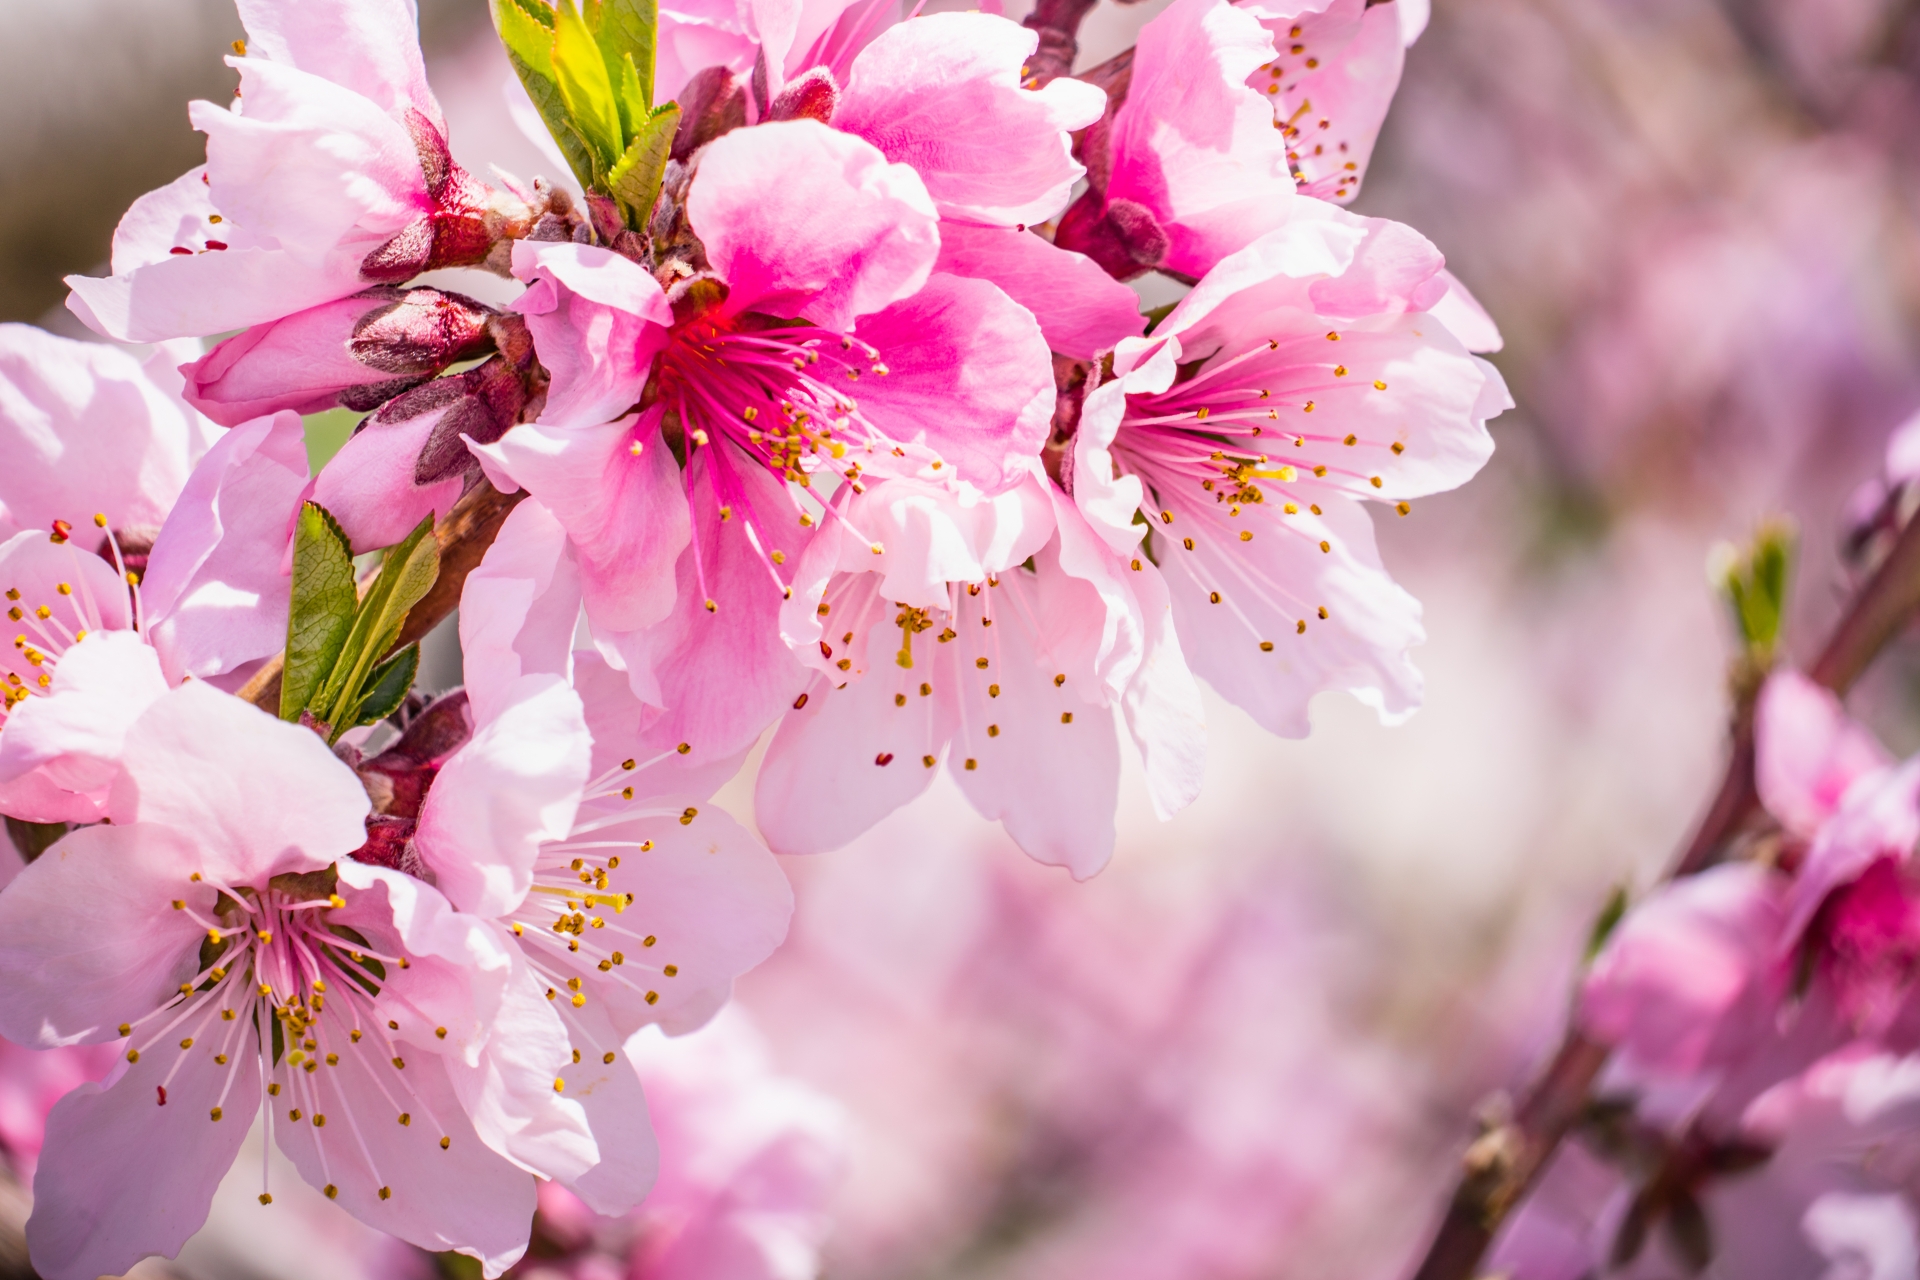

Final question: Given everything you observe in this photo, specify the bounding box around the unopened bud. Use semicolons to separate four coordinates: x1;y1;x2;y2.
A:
767;67;839;124
361;109;530;284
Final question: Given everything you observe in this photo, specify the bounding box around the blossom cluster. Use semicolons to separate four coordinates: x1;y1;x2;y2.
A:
0;0;1504;1273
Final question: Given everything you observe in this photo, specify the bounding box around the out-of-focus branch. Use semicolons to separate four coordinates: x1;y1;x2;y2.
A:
1022;0;1103;87
238;483;524;714
1407;505;1920;1280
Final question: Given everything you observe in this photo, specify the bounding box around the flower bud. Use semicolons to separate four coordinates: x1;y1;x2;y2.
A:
181;287;496;427
360;109;532;283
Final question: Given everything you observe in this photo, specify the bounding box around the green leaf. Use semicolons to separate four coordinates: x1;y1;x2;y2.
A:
587;0;657;116
280;502;358;722
314;514;440;736
1708;517;1796;669
1583;883;1630;962
615;51;649;141
608;101;679;229
346;644;420;730
552;0;625;181
493;0;600;191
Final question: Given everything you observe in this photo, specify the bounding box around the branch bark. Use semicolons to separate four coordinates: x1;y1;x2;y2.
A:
237;482;524;714
1407;505;1920;1280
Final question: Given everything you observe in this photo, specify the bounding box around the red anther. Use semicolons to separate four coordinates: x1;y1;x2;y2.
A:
156;1086;168;1106
168;246;193;255
205;240;228;251
875;752;895;767
49;519;71;544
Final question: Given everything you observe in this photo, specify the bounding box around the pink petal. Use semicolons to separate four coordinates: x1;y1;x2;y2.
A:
1105;0;1298;278
1243;0;1404;205
67;237;370;345
0;631;168;820
1161;496;1423;737
0;323;214;540
108;682;370;885
1787;758;1920;945
933;225;1144;360
27;1045;256;1280
568;807;793;1037
946;568;1122;878
851;273;1054;494
458;499;584;727
269;1039;537;1273
510;241;672;428
595;448;811;762
1427;268;1504;353
1581;863;1787;1077
574;652;751;803
549;1003;659;1216
687;120;938;332
835;13;1105;227
755;668;949;856
192;59;425;265
141;410;310;682
475;411;690;633
414;675;591;919
1757;671;1893;841
309;408;466;555
442;945;600;1186
233;0;443;126
0;823;208;1047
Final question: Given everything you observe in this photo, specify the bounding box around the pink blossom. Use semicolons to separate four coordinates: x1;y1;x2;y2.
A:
0;1038;118;1178
1070;209;1506;737
651;0;890;107
0;411;309;823
1756;670;1893;842
1239;0;1414;205
0;683;548;1279
0;324;216;543
66;0;524;343
480;120;1054;762
1055;0;1299;281
1580;863;1790;1079
757;470;1205;875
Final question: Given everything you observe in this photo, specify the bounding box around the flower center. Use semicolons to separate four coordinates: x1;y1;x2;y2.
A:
3;515;143;713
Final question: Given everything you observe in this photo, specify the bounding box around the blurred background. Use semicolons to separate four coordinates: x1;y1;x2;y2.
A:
7;0;1920;1275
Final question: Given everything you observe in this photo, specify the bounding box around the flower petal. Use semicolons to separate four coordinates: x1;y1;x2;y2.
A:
309;408;466;555
933;225;1144;361
0;632;168;821
510;241;672;429
458;498;584;727
688;120;938;332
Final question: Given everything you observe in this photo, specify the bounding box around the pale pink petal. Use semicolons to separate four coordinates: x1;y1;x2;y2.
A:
458;498;584;726
755;665;948;855
688;120;938;331
1105;0;1298;278
0;527;137;655
234;0;442;126
654;12;756;105
141;410;309;682
443;945;600;1186
1070;352;1167;554
1758;671;1893;841
67;238;369;345
835;13;1105;227
850;273;1054;493
1162;496;1422;736
414;675;591;919
595;448;811;762
0;632;168;821
1428;268;1504;353
476;410;691;633
0;823;207;1047
192;60;425;266
0;323;215;540
933;225;1144;360
27;1048;256;1280
108;682;370;884
568;808;793;1037
1581;863;1788;1077
272;1048;535;1274
550;1002;659;1216
309;410;466;555
574;652;750;803
510;241;672;428
1048;489;1206;821
1243;0;1403;205
947;567;1121;878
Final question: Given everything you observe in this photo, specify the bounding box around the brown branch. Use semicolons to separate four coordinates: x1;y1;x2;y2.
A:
1022;0;1104;86
238;482;525;714
1407;506;1920;1280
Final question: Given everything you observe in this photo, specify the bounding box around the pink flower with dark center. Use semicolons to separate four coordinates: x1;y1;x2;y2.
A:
1071;209;1506;736
0;683;547;1279
480;119;1055;762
